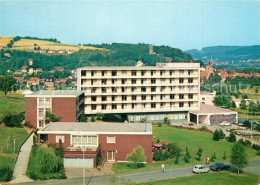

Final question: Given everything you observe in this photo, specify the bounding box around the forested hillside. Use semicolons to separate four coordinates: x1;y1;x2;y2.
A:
0;43;194;75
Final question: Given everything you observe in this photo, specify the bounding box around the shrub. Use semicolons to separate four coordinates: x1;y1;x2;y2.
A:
33;135;37;147
36;146;63;174
96;112;104;120
210;152;216;162
175;152;180;164
55;139;63;158
244;140;252;147
27;171;37;180
239;138;245;145
163;150;169;160
91;115;96;122
200;126;206;131
153;150;163;161
126;146;146;168
167;143;182;159
2;112;24;127
213;130;220;141
156;137;160;143
218;129;225;139
163;117;170;125
0;166;13;182
228;133;236;142
184;147;191;163
158;122;162;127
196;148;203;161
223;152;227;160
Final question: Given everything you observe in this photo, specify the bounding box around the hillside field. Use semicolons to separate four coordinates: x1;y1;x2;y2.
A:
0;36;106;52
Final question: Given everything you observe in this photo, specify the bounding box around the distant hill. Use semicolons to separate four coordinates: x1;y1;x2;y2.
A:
0;36;104;52
185;45;260;63
0;42;193;75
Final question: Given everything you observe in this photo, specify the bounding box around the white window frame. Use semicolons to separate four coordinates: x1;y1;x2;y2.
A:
71;135;98;146
56;135;65;143
107;136;116;143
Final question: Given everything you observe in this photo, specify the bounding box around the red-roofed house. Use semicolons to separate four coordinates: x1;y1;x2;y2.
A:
27;77;39;86
216;69;228;82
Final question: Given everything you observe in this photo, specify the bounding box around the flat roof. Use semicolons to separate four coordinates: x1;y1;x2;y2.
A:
78;62;200;70
190;103;237;115
38;122;152;135
25;90;84;98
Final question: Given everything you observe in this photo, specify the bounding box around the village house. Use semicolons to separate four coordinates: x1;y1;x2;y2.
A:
67;50;75;54
55;67;64;72
28;58;33;66
28;68;35;75
27;77;39;86
39;49;47;54
44;77;56;89
21;65;29;73
216;69;228;82
35;68;43;73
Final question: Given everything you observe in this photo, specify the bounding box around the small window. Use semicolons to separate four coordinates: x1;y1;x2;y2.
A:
107;136;116;143
56;135;64;143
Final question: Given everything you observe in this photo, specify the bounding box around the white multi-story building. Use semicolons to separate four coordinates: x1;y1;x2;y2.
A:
77;62;200;122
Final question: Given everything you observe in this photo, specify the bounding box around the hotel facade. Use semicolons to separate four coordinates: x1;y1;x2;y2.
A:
77;62;201;122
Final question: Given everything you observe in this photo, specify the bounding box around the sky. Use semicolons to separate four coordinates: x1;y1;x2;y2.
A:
0;0;259;50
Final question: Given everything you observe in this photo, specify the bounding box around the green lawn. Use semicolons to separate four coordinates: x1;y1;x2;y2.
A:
139;172;260;185
112;125;257;173
231;107;260;120
240;86;260;100
0;92;25;119
0;125;29;168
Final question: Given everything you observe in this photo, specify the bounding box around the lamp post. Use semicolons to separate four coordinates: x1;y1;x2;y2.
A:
13;139;16;157
83;146;85;185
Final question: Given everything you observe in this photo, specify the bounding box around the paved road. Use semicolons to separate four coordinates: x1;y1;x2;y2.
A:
9;157;260;185
10;134;34;184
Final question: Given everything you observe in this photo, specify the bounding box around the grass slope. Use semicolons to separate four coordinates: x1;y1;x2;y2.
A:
0;36;13;46
0;92;25;119
240;86;260;100
139;172;259;185
0;125;29;168
112;125;257;173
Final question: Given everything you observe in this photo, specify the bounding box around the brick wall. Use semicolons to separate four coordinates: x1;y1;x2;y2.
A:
99;134;152;163
25;97;37;128
52;98;77;122
47;134;71;148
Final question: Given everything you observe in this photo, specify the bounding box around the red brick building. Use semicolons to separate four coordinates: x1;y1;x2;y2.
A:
37;122;152;168
25;90;84;128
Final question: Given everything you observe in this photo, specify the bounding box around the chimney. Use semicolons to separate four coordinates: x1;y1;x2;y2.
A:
189;60;193;63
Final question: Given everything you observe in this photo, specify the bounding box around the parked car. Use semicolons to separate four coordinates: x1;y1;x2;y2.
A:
210;162;230;171
192;165;210;174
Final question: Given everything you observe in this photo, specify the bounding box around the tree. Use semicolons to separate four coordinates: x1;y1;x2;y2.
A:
230;143;248;174
213;95;232;108
218;129;225;139
0;76;17;96
255;87;259;93
184;147;191;163
45;111;61;124
196;148;203;161
2;112;24;127
91;115;96;122
228;133;236;142
213;130;220;141
232;101;236;108
163;116;170;125
0;166;13;182
242;94;248;99
239;99;247;110
126;146;146;168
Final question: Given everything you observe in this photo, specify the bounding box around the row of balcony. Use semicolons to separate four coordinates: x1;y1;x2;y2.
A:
81;82;199;87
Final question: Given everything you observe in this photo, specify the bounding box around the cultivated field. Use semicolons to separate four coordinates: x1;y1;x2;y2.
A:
0;36;106;52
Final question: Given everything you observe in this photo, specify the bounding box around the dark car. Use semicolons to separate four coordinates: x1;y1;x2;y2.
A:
210;162;230;171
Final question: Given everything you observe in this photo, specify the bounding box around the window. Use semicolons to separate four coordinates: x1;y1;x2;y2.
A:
151;95;156;100
170;78;174;84
188;70;193;75
91;88;96;93
102;70;107;76
102;104;107;110
179;70;184;74
112;87;117;93
170;86;175;91
188;94;193;99
131;87;137;92
132;95;137;100
112;79;117;84
132;79;136;84
72;135;97;146
56;135;64;143
112;95;117;101
91;105;97;110
160;102;165;108
151;70;156;76
112;104;117;109
91;79;97;85
45;98;51;106
160;70;165;76
142;103;146;108
141;87;146;92
121;87;127;92
161;78;165;83
102;79;107;85
91;96;97;101
170;102;175;108
151;87;156;92
170;70;175;75
122;95;127;101
91;70;97;76
122;104;126;109
151;103;156;108
179;78;184;83
132;103;137;109
189;102;193;107
160;94;165;100
132;70;137;76
122;70;127;75
179;94;184;99
141;70;146;76
122;79;127;84
141;79;146;84
38;109;44;117
102;96;107;101
102;87;106;93
141;95;146;100
179;86;185;90
38;120;44;127
39;98;44;106
112;71;117;76
107;136;116;143
170;94;175;99
179;102;184;107
151;78;156;84
188;78;193;83
160;86;165;92
188;85;194;90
